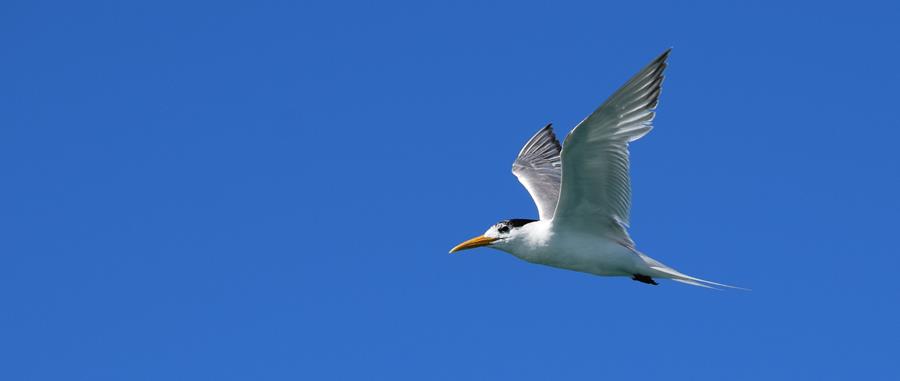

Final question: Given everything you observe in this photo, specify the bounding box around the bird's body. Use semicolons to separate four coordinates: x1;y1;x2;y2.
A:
450;49;741;289
497;220;646;277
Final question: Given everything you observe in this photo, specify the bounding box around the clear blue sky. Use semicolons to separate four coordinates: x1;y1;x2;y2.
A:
2;0;899;379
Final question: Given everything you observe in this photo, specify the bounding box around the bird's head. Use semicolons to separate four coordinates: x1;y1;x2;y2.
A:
449;219;537;253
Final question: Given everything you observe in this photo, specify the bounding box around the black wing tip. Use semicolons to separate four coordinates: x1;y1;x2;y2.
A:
659;47;672;60
531;123;561;150
649;48;672;69
538;123;555;137
514;123;563;165
541;123;562;151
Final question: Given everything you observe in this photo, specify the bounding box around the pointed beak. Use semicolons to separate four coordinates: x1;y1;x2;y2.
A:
449;235;498;254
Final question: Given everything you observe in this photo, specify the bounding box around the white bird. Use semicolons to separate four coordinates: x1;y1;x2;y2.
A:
450;49;741;289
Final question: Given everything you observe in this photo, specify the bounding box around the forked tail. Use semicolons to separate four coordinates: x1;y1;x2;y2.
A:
650;265;749;290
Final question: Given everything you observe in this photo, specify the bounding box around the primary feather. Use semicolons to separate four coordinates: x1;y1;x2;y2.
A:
512;124;562;221
552;48;670;248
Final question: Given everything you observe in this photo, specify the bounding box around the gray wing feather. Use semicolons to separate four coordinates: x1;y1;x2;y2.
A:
553;49;671;248
512;124;562;220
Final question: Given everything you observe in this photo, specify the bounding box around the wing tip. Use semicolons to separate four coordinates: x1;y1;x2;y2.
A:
646;48;672;74
517;123;562;158
658;47;672;61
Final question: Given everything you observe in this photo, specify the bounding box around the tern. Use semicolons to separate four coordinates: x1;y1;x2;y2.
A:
450;49;740;289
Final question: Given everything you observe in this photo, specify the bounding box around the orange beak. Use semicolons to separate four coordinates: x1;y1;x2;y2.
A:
449;235;498;254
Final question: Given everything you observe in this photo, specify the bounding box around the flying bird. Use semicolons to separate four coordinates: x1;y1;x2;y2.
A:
450;49;741;289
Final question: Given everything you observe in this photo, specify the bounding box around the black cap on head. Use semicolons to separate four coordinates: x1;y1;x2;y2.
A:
504;219;537;228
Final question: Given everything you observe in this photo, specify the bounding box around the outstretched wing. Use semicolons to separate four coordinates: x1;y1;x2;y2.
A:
512;124;562;220
553;49;670;248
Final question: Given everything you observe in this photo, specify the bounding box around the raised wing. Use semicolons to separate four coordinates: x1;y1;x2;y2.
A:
512;124;562;220
553;49;670;247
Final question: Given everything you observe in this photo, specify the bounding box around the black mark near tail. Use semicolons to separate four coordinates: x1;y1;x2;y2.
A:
632;274;658;285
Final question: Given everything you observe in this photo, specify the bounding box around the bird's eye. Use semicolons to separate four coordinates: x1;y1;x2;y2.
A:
498;225;510;234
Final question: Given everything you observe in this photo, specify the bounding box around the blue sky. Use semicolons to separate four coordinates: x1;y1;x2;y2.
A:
2;0;899;379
